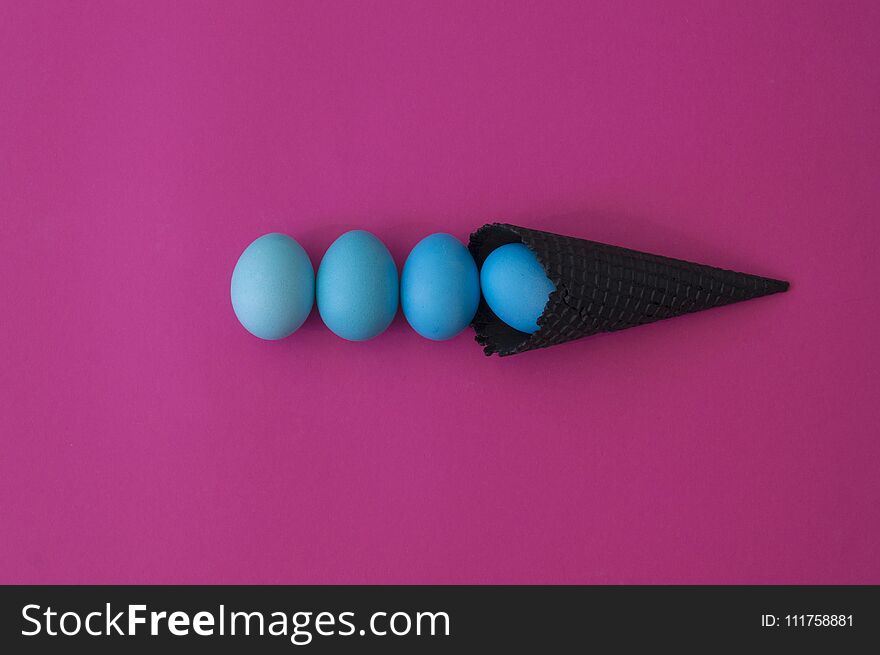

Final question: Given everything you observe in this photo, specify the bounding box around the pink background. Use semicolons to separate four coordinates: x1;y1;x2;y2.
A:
1;1;878;584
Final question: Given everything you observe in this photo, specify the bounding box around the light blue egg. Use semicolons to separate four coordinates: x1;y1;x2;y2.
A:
317;230;398;341
401;233;480;340
230;233;315;340
480;243;556;334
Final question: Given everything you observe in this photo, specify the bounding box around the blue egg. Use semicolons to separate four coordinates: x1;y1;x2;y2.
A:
230;233;315;340
480;243;556;334
401;233;480;340
317;230;398;341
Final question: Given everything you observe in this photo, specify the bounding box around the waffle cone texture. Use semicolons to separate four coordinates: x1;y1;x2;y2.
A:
468;223;790;356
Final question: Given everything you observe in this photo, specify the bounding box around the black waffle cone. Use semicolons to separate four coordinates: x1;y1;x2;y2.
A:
469;223;789;356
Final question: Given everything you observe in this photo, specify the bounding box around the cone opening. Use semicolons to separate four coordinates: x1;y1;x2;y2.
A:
468;223;564;356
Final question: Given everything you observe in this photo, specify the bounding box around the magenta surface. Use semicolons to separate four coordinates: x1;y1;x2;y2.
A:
1;1;878;584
